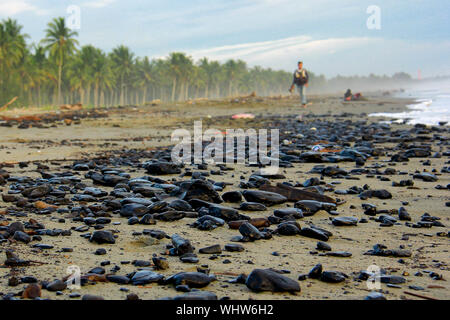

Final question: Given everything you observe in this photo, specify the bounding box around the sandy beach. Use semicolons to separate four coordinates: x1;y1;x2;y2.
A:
0;93;448;300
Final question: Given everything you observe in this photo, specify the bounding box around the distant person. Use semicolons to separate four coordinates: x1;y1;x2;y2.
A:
344;89;364;101
289;61;309;108
344;89;352;101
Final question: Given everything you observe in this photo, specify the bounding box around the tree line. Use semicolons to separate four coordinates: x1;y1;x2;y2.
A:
1;17;416;108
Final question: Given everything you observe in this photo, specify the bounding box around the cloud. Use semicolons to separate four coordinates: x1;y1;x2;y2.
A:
188;35;380;71
184;35;450;77
0;0;47;16
82;0;116;9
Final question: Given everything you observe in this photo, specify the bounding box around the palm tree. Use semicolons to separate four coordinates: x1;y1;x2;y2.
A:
167;52;194;101
223;59;247;97
91;48;112;107
42;17;78;105
136;57;153;104
0;19;28;102
78;45;97;105
110;45;134;105
31;45;49;106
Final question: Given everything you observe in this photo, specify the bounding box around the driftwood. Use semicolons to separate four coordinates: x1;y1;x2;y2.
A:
260;182;336;204
0;96;18;112
0;115;41;122
60;103;82;111
403;291;439;300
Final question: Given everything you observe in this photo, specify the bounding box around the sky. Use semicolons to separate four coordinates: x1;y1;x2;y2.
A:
0;0;449;78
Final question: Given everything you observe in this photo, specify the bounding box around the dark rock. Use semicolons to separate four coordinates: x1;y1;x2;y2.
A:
95;248;107;255
199;244;222;254
308;264;323;279
120;203;149;217
317;241;331;251
398;207;411;221
208;204;240;221
359;189;392;199
89;267;105;275
89;231;115;244
299;227;329;241
295;200;336;216
128;217;139;225
222;191;242;203
224;243;244;252
171;234;194;255
46;280;67;292
139;214;156;225
133;260;151;267
239;222;263;241
242;190;287;206
332;217;358;226
131;270;164;285
245;269;300;293
239;202;267;211
8;222;25;235
364;292;386;300
152;257;169;270
273;208;303;219
106;275;130;284
275;222;301;236
22;184;52;198
325;251;352;258
320;271;347;283
379;275;406;284
13;231;31;243
413;172;438;182
154;210;186;221
165;272;216;288
144;161;181;175
180;179;222;203
168;199;192;211
179;253;199;263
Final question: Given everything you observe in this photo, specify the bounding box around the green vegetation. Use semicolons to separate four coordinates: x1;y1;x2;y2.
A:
1;17;416;108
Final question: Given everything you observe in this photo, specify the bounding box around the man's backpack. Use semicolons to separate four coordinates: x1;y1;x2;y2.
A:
294;69;308;85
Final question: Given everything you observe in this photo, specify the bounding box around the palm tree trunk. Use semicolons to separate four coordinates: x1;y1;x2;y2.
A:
94;81;99;108
171;77;177;102
57;46;63;105
100;90;105;107
80;88;85;106
120;75;124;105
57;61;62;105
142;86;147;105
38;84;41;107
86;86;91;106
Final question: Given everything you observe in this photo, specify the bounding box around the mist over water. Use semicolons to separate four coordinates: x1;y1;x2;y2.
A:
369;80;450;126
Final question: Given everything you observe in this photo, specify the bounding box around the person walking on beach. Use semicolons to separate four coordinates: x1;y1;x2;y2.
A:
289;61;309;108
